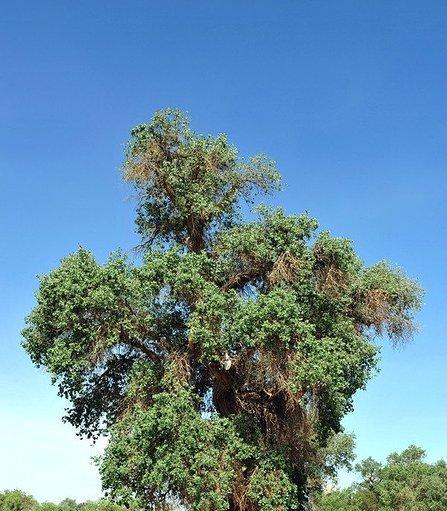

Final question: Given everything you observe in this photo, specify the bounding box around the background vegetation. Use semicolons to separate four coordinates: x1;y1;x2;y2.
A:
316;445;447;510
0;491;173;511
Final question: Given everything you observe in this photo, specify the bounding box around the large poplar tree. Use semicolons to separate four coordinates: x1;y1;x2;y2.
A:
23;110;422;511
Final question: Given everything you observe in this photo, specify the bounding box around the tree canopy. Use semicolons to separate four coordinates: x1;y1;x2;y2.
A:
0;491;37;511
23;109;422;511
0;490;169;511
315;446;447;511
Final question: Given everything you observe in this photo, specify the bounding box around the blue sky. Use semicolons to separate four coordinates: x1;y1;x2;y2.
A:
1;0;446;502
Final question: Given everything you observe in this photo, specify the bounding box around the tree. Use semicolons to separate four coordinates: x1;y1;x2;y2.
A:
58;500;78;511
39;504;61;511
316;446;447;511
23;109;422;511
313;488;361;511
0;491;38;511
0;492;166;511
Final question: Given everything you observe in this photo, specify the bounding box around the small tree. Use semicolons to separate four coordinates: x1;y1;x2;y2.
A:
0;490;38;511
317;446;447;511
23;110;422;510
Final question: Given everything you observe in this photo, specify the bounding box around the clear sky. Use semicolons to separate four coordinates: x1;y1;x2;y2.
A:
1;0;446;503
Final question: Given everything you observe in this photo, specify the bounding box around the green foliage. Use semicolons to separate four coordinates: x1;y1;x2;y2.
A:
246;457;298;511
316;446;447;511
124;109;281;252
0;492;169;511
0;491;37;511
23;109;422;510
313;488;361;511
100;389;253;511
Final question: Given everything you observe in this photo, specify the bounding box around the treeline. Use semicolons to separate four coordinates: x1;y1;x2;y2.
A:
0;492;172;511
315;445;447;511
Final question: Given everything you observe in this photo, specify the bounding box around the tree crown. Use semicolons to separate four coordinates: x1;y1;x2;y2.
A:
316;446;447;511
23;109;422;511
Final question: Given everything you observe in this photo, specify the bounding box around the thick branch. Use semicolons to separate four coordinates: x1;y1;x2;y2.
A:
221;268;263;292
